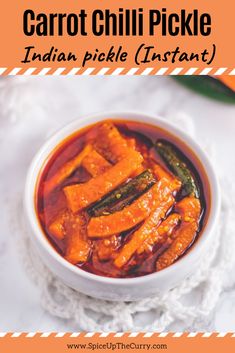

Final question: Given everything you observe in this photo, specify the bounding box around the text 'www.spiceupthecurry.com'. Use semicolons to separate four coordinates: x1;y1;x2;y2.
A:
66;342;168;351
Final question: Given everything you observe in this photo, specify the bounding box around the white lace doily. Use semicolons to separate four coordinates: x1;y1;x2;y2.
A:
10;112;235;331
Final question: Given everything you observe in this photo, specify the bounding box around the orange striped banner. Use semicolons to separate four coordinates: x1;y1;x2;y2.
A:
0;67;234;76
0;332;234;353
0;1;234;75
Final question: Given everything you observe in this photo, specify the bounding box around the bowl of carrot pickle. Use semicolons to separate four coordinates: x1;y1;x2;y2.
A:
25;112;220;300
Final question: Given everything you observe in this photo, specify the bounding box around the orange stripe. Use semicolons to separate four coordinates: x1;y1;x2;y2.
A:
0;67;235;76
0;332;235;353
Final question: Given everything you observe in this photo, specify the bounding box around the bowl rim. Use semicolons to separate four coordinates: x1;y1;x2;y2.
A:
24;111;221;286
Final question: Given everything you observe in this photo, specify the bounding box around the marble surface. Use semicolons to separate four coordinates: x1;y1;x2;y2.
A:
0;76;235;331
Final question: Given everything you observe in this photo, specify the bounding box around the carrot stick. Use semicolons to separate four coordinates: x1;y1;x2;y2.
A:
151;162;181;192
96;235;121;261
80;151;120;260
114;196;174;268
65;233;91;264
156;197;201;271
43;144;92;196
95;122;132;163
48;210;91;264
151;162;173;181
114;179;175;268
48;149;111;250
137;213;181;254
87;186;156;238
48;210;69;239
65;214;91;264
81;150;111;177
64;150;143;213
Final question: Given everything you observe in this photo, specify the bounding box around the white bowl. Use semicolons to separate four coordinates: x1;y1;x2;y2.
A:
24;112;221;301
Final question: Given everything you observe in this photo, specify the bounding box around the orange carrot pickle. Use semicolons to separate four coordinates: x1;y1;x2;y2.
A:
36;120;209;278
